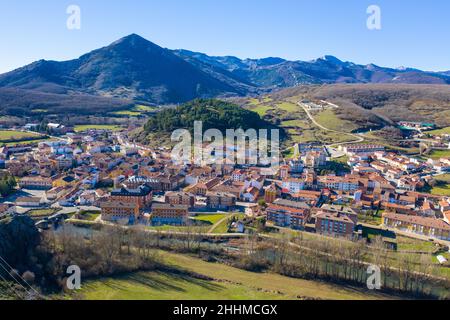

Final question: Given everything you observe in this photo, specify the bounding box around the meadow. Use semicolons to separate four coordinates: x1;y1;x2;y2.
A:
74;124;123;132
0;130;43;142
70;251;394;300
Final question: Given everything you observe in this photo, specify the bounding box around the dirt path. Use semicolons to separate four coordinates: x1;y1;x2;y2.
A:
297;101;365;147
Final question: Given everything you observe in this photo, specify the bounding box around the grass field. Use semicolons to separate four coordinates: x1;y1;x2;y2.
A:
396;236;438;253
276;102;299;112
111;110;141;116
428;149;450;160
3;138;52;146
71;251;393;300
314;109;359;133
209;213;245;234
429;174;450;196
193;214;227;225
0;130;42;142
78;211;101;221
146;214;234;234
428;127;450;135
133;105;157;112
74;125;123;132
245;97;360;146
27;208;58;217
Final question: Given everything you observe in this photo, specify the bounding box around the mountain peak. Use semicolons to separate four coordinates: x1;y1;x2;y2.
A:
319;55;343;64
111;33;159;48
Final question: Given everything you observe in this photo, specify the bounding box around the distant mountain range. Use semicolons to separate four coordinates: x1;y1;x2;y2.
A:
0;33;449;106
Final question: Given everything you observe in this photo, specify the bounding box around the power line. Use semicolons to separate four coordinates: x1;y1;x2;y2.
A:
0;271;24;299
0;255;40;297
0;259;32;299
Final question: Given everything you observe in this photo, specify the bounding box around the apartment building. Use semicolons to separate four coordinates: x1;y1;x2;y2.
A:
206;191;237;210
315;210;355;237
151;203;189;225
110;185;153;209
382;211;450;241
266;202;311;230
101;201;140;222
165;191;195;207
340;144;385;155
19;176;53;190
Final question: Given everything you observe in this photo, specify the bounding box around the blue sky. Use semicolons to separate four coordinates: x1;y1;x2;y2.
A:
0;0;449;73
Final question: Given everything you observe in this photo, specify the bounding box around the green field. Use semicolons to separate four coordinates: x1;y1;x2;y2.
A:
146;214;231;234
111;110;141;116
0;130;43;142
276;102;299;112
27;208;59;217
70;251;393;300
429;174;450;196
133;105;157;112
77;211;101;221
193;214;227;225
396;236;438;253
74;125;123;132
428;127;450;135
244;97;359;146
314;109;359;133
428;149;450;160
210;213;245;234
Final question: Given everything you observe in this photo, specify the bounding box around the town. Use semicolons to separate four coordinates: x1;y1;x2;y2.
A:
0;118;449;259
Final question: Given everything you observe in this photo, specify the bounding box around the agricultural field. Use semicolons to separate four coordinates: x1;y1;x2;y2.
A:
133;104;157;112
111;110;141;116
74;124;123;132
110;104;157;117
68;250;393;300
0;130;43;142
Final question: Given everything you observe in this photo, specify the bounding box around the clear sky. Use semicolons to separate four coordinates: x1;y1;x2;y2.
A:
0;0;449;73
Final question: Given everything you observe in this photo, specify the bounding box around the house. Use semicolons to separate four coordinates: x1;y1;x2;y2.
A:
0;204;15;217
264;183;279;204
242;187;259;202
282;178;305;193
302;151;327;168
232;169;246;182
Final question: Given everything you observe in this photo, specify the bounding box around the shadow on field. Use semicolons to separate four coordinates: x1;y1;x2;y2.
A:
95;267;224;294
